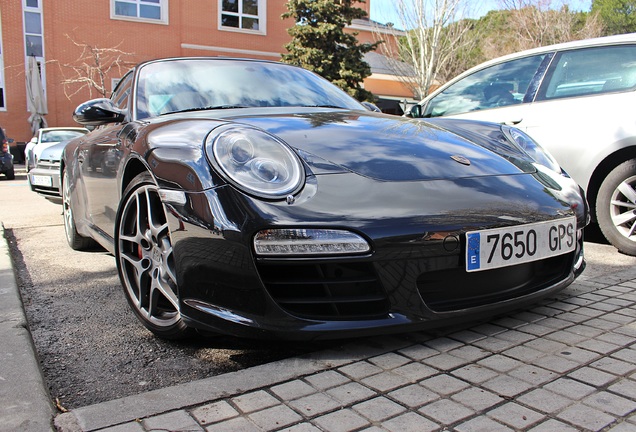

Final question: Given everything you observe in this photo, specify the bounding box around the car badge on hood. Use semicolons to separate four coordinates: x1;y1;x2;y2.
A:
451;155;471;166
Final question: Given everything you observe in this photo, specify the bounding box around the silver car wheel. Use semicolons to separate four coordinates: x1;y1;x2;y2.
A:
117;182;181;329
609;174;636;241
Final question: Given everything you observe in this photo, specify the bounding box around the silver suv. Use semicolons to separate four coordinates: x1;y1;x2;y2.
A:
409;33;636;255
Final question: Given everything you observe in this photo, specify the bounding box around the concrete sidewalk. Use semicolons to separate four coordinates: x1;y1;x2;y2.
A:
4;220;636;431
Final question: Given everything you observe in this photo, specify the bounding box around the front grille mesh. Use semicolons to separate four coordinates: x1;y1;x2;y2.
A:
257;261;389;320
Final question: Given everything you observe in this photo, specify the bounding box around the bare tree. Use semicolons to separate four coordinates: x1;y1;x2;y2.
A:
499;0;603;52
56;35;136;100
374;0;477;99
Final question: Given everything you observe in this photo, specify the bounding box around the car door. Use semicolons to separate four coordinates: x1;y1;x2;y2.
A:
509;44;636;191
421;52;553;127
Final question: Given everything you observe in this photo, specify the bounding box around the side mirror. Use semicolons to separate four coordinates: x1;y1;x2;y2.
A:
361;101;382;112
407;104;422;118
73;98;126;126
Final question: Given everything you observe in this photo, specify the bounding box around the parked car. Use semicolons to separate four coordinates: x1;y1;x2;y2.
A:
0;140;14;180
26;127;88;172
28;140;71;202
407;33;636;256
62;57;587;340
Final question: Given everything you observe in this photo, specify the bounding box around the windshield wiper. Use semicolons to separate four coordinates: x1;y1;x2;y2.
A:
161;105;249;115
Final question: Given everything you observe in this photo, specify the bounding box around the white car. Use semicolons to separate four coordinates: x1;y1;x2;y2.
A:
26;127;88;172
408;33;636;255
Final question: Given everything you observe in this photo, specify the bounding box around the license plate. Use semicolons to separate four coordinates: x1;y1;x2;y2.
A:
30;175;52;187
466;216;577;272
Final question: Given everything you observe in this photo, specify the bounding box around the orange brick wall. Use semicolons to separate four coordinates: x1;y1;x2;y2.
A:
0;0;401;145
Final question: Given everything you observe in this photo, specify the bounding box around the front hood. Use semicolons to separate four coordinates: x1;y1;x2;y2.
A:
218;109;532;181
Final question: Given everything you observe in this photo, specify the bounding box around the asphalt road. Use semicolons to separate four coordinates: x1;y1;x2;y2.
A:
1;164;635;411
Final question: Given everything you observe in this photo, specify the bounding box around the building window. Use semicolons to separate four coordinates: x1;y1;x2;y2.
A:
23;0;43;57
111;0;168;25
219;0;266;34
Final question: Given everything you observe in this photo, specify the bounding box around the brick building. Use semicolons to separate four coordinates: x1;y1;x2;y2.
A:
0;0;414;155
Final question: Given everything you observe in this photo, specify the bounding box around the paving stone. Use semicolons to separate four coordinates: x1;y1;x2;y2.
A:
582;391;636;416
503;345;546;363
326;382;377;405
557;403;616;430
517;388;573;414
143;410;203;431
451;387;504;411
527;419;580;431
279;423;322;432
304;371;350;391
191;401;239;425
577;338;621;354
508;364;557;386
353;396;407;422
477;354;523;372
597;332;636;346
368;352;411;370
535;317;573;330
424;337;464;352
288;392;341;417
587;317;623;330
206;416;262;432
606;421;636;432
533;354;580;373
512;311;548;323
418;398;475;424
421;352;468;371
568;366;618;387
556;346;601;363
550;301;580;312
448;330;487;344
524;338;568;354
271;380;317;401
591;357;636;375
530;306;566;318
609;378;636;399
452;364;500;384
231;390;280;414
612;347;636;364
387;384;439;408
453;415;514;432
481;374;535;398
488;402;545;429
492;316;530;329
360;371;411;392
544;378;596;400
248;405;303;430
516;323;554;337
397;344;438;361
558;312;591;324
392;361;437;382
313;409;370;432
380;411;439;432
99;423;145;432
338;361;383;380
472;323;508;336
420;374;470;396
570;307;606;318
472;337;519;352
546;329;589;345
448;345;490;362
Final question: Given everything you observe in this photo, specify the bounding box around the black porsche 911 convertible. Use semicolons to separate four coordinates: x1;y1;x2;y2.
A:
61;57;588;340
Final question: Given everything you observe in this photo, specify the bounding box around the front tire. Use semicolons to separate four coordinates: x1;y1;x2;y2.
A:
596;159;636;256
115;172;190;339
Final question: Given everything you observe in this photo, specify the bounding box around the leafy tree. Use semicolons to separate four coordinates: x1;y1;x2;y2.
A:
282;0;378;101
591;0;636;35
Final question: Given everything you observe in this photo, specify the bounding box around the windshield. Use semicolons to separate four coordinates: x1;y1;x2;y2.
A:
40;130;87;143
134;59;365;119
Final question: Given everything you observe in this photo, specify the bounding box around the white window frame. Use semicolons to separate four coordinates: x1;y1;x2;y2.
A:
218;0;267;35
23;0;46;105
0;10;4;111
110;0;169;25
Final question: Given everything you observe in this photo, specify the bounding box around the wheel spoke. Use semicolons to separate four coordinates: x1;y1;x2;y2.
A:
617;181;636;205
611;199;636;210
611;209;636;227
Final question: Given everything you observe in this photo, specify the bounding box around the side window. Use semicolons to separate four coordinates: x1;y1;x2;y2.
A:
539;45;636;100
111;73;132;111
424;54;548;117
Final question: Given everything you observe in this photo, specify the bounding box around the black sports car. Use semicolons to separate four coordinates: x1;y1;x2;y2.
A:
61;57;588;340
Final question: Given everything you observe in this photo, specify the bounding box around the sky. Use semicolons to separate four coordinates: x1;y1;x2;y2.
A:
369;0;593;28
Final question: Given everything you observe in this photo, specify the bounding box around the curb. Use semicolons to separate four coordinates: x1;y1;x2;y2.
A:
0;224;55;432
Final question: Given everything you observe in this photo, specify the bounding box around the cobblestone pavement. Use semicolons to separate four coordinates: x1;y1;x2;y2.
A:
53;265;636;432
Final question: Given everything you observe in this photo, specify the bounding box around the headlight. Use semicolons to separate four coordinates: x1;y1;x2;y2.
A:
206;125;305;199
502;126;561;173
